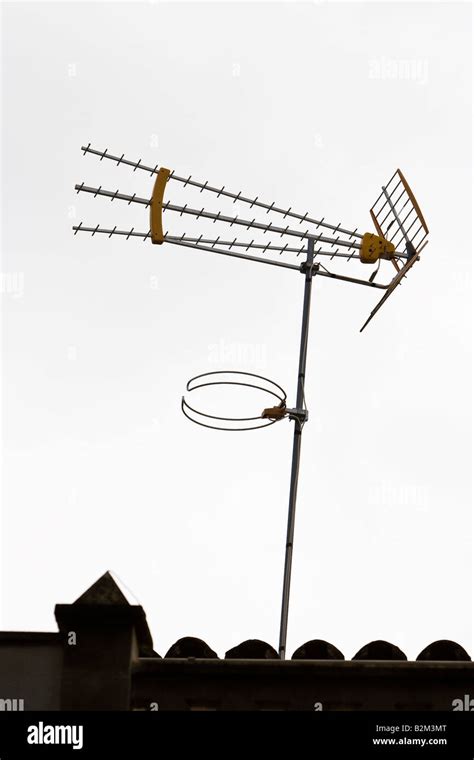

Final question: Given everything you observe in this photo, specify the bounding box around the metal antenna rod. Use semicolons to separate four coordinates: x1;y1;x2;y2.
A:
72;225;390;289
80;144;363;240
278;237;316;660
74;184;362;250
72;224;388;259
381;186;410;246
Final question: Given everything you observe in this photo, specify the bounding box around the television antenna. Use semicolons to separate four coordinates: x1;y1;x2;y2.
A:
74;144;429;659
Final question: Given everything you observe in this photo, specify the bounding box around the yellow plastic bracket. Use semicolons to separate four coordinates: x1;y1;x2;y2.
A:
150;167;171;244
359;232;395;264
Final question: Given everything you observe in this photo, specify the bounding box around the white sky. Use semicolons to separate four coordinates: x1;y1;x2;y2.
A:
1;1;472;660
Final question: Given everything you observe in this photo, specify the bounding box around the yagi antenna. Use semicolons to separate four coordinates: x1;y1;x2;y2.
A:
73;144;429;659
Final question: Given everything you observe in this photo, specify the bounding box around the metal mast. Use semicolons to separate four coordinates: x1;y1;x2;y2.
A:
278;238;316;659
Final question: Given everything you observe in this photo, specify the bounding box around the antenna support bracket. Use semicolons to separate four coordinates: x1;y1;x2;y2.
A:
261;405;287;421
286;407;309;425
299;261;320;275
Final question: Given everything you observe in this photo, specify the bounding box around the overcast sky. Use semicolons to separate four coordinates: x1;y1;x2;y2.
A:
1;1;472;660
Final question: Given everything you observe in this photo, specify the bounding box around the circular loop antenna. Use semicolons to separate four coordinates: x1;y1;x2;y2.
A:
182;371;287;431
